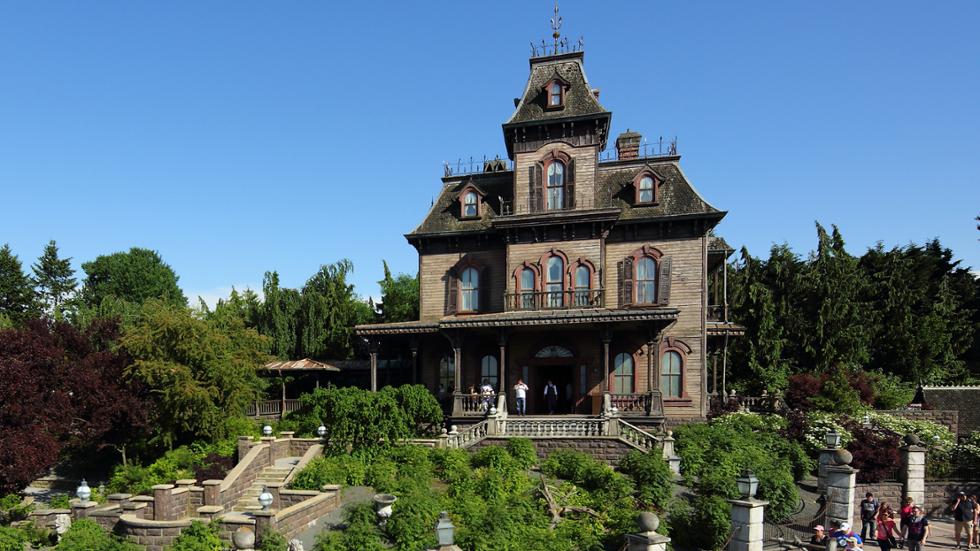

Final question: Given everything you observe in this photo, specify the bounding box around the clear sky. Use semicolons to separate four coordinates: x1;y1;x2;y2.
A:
1;1;978;305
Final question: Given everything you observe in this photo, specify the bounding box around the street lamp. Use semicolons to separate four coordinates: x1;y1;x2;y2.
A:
317;424;327;438
736;469;759;499
258;486;273;510
825;430;841;449
862;412;872;428
76;479;91;505
436;511;455;546
262;425;273;437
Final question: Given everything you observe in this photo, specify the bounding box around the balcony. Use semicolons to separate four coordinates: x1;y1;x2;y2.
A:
504;289;604;311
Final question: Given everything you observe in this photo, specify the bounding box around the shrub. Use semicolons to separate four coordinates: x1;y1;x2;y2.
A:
49;494;71;509
505;438;538;470
0;494;32;524
383;385;443;434
0;526;26;551
313;503;386;551
667;495;731;551
385;490;442;551
846;425;902;483
55;518;140;551
167;520;223;551
290;455;368;490
541;450;592;482
257;528;288;551
365;458;398;493
618;451;673;510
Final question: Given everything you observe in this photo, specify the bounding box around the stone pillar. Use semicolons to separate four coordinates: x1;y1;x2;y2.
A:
238;436;253;463
602;333;612;393
265;482;283;510
498;334;508;399
253;511;277;544
817;448;836;495
202;480;222;506
825;464;858;528
660;431;681;475
107;493;132;507
152;484;176;521
70;500;97;520
260;436;276;465
628;512;671;551
901;444;927;509
728;498;768;551
369;349;379;392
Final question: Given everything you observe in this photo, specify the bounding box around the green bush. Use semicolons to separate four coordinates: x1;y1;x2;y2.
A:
107;440;235;495
313;503;386;551
0;525;26;551
382;385;444;433
290;455;368;490
618;451;673;510
0;494;32;524
668;495;731;551
540;450;592;482
257;528;288;551
55;518;140;551
385;490;442;551
365;458;398;493
167;521;222;551
505;438;538;470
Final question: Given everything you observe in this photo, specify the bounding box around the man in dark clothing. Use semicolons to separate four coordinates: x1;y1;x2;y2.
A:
861;492;880;541
951;491;976;548
905;506;930;551
543;380;558;414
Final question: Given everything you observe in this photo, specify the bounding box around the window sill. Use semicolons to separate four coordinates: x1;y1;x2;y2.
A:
634;201;659;207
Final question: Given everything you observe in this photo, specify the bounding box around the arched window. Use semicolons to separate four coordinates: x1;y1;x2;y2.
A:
480;355;498;390
661;351;683;397
549;81;563;107
460;267;479;312
463;191;478;217
546;256;564;308
638;175;655;203
520;267;536;310
613;353;635;394
636;257;657;304
439;354;455;397
574;265;590;306
546;160;565;210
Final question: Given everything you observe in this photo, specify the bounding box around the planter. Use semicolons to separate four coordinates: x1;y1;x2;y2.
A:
373;493;397;525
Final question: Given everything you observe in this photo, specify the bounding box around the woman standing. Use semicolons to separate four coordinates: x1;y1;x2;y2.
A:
875;503;901;551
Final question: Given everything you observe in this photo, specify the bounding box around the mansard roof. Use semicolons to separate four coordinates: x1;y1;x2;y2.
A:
407;157;722;239
504;52;609;126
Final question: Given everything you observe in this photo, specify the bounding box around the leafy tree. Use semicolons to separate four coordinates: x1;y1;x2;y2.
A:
81;247;186;308
259;271;301;358
298;260;374;360
378;261;419;323
729;248;790;393
31;240;77;320
120;300;269;449
199;287;262;330
0;244;37;324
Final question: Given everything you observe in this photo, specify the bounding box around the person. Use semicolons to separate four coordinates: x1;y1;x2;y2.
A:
479;379;494;411
972;495;980;548
899;496;915;540
832;522;863;547
951;491;975;548
543;380;559;414
904;506;929;551
513;379;529;416
875;504;900;551
860;491;880;542
810;525;828;546
845;536;863;551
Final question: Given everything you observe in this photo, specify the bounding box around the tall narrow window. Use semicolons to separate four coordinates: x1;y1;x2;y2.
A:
439;354;455;397
661;351;683;397
638;176;655;203
480;355;499;390
613;353;635;394
636;257;657;304
550;82;563;106
460;267;479;312
546;161;565;210
574;265;590;306
520;267;536;310
463;191;478;217
546;256;564;308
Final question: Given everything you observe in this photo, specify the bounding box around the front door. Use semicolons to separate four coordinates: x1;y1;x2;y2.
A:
533;365;575;414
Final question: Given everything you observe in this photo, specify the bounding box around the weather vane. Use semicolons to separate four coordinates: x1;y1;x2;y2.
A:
550;1;563;52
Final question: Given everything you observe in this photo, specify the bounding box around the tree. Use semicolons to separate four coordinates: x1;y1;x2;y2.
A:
32;240;77;320
259;271;301;358
0;244;37;325
298;260;374;360
377;260;419;323
120;300;269;449
80;247;186;308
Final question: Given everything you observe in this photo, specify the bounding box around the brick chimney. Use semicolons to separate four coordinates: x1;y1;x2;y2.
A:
615;130;642;160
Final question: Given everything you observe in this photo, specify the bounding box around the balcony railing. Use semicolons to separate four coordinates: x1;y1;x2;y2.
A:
504;289;604;311
608;393;652;416
707;304;726;322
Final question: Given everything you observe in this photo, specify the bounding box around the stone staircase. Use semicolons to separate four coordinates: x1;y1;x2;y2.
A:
231;457;300;512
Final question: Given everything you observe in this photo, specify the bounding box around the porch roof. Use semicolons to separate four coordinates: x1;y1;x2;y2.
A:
355;320;441;336
260;358;342;372
706;321;746;337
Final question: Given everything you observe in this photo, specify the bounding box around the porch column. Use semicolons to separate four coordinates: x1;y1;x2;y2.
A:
409;338;419;384
601;329;612;392
369;339;379;392
498;331;508;396
646;338;655;393
453;337;462;393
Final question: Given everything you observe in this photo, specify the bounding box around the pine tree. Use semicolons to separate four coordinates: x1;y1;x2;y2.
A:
32;240;76;320
0;244;37;324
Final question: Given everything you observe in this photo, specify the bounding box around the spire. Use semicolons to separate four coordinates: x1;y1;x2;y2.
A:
550;1;563;52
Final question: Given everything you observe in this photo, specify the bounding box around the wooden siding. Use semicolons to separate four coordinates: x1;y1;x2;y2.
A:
513;142;598;213
419;248;506;321
505;239;602;293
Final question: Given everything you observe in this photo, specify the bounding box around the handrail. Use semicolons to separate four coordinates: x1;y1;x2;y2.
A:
607;393;651;415
447;421;489;448
504;289;604;311
618;419;661;452
502;418;606;437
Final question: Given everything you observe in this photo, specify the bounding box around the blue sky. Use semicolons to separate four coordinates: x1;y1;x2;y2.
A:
1;1;978;304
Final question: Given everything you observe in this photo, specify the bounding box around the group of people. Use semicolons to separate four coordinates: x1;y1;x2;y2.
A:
809;493;931;551
467;378;560;416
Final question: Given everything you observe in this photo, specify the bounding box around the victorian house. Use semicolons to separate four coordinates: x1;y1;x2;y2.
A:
356;42;741;427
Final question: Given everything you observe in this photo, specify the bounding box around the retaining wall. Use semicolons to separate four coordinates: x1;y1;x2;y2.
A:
854;482;903;515
470;436;639;464
882;410;959;436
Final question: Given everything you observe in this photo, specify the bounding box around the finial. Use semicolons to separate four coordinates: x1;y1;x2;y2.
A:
550;1;563;52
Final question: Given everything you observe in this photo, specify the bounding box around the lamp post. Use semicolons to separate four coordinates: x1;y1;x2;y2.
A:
736;469;759;499
258;487;273;511
262;425;273;437
825;430;841;449
436;511;461;550
317;424;327;438
729;469;768;551
76;479;92;505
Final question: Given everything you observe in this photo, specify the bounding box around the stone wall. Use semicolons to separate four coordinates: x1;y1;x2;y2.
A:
270;490;342;540
882;410;959;436
854;482;903;515
470;436;638;464
924;481;980;517
219;441;270;508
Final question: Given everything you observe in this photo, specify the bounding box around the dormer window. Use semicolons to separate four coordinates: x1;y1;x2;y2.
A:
633;171;660;205
463;191;478;218
545;79;565;109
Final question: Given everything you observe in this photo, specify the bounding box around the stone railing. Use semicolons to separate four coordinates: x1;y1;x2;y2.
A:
617;419;661;452
452;392;494;416
608;393;652;416
501;418;606;437
447;420;489;448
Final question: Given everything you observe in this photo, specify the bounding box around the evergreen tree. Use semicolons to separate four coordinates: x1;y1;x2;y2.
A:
259;271;300;359
31;240;76;320
298;259;372;360
81;247;186;307
377;260;419;323
0;244;37;325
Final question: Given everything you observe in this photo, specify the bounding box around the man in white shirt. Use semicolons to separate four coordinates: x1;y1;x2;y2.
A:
513;379;529;416
544;380;559;414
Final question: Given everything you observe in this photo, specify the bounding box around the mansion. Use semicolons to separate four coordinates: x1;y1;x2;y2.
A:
356;43;741;426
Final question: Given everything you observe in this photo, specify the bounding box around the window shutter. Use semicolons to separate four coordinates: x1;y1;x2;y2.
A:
534;163;544;212
527;166;537;213
479;265;490;313
658;256;672;305
567;158;576;208
446;268;458;315
618;257;634;307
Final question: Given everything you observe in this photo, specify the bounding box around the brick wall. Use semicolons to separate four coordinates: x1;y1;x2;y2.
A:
219;442;271;509
272;490;342;539
924;481;980;517
470;436;638;464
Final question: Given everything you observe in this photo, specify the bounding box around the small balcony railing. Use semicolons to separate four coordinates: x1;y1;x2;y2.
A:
707;304;725;322
504;289;604;311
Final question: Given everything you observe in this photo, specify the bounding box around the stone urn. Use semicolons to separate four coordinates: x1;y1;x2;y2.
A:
831;448;853;466
637;511;660;533
232;526;256;550
373;493;397;526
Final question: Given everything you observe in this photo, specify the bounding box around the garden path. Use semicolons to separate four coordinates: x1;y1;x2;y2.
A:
231;456;301;512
